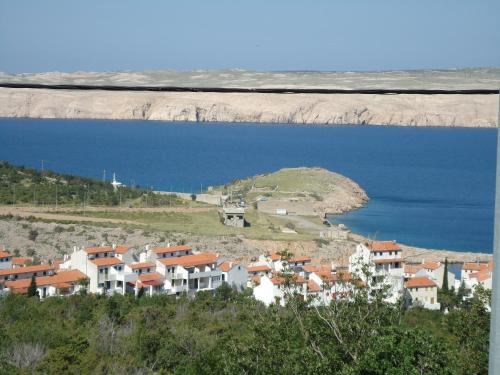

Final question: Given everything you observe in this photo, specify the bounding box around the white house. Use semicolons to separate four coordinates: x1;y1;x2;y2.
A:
156;252;222;296
0;250;13;270
415;261;455;289
253;274;308;306
247;264;273;279
218;261;248;290
349;241;404;303
0;264;55;283
404;276;440;310
68;246;135;295
4;269;88;298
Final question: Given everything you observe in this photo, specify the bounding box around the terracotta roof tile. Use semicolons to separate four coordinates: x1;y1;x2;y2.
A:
248;265;272;273
85;247;114;254
153;245;192;254
422;261;441;270
219;261;234;272
159;252;218;267
0;251;11;258
271;274;307;285
90;257;123;267
290;256;312;263
128;262;155;270
303;265;319;273
373;258;403;264
405;276;437;288
138;272;163;282
404;264;422;274
5;269;87;290
307;279;321;293
0;264;54;277
114;245;130;254
12;257;31;267
368;241;401;252
463;262;490;272
270;253;281;261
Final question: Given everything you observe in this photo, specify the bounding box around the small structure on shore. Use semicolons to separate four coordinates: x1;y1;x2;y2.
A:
222;206;245;228
320;224;350;240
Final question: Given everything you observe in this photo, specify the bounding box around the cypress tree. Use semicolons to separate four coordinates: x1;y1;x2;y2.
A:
442;258;449;291
137;286;145;299
27;275;39;297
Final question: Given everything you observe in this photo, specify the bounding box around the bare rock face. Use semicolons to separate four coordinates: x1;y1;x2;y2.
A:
0;88;497;127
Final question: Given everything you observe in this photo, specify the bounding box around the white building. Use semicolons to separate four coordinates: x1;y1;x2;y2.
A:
4;269;88;298
218;261;248;290
253;274;308;306
0;250;13;270
156;252;222;296
349;241;404;303
404;276;440;310
0;264;55;283
461;261;493;291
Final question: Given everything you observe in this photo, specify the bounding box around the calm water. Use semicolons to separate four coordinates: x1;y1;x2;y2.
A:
0;118;496;252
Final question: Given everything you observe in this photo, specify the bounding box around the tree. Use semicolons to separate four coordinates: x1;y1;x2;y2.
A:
27;275;39;298
442;258;449;292
190;194;197;201
137;286;145;299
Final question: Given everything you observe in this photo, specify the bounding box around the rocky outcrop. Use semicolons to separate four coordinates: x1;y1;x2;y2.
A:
0;87;497;127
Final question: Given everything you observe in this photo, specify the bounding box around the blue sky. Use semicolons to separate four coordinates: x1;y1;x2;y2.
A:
1;0;499;73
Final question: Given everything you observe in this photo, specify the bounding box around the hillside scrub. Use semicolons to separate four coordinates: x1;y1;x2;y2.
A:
0;285;490;374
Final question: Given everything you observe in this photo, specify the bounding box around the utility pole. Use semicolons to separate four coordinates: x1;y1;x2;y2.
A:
41;160;46;174
489;92;500;373
103;169;106;182
12;184;15;206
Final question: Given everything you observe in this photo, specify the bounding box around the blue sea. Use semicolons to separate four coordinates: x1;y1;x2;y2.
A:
0;118;496;253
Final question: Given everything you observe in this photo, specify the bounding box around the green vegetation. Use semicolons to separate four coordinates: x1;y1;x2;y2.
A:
65;208;322;240
0;284;490;374
0;161;184;207
212;167;354;204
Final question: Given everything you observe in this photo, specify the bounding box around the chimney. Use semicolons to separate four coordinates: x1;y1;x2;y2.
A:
112;243;116;250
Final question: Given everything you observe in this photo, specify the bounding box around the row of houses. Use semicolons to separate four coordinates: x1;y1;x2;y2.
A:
0;244;248;298
0;241;494;310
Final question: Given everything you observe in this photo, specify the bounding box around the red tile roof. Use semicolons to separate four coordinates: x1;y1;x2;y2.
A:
251;276;261;285
128;262;155;270
373;258;403;264
271;274;307;285
159;252;218;267
154;245;192;254
404;264;422;274
114;245;130;254
12;257;31;267
138;272;162;282
405;276;437;288
0;264;54;277
368;241;401;252
248;264;272;273
470;270;492;282
90;257;123;267
5;269;87;290
270;253;281;261
85;247;114;255
463;262;490;272
307;279;321;293
290;256;312;263
0;251;11;259
219;261;235;272
422;261;441;270
303;265;319;273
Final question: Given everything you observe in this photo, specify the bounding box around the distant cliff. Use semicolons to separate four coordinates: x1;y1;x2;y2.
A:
0;87;497;127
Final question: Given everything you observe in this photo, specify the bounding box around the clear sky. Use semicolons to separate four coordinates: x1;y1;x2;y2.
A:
1;0;499;73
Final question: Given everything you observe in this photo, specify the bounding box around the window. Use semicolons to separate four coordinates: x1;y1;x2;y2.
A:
212;276;221;282
99;269;104;274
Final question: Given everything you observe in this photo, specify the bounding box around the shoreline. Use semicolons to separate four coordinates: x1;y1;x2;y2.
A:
0;88;497;128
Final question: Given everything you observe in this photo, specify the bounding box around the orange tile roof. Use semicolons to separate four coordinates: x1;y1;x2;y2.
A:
251;276;261;285
219;261;235;272
470;270;492;282
270;253;281;261
303;265;319;273
307;279;321;293
463;262;490;272
271;274;307;285
52;259;64;270
138;272;163;282
248;264;272;273
154;245;192;254
290;256;312;263
368;241;401;252
114;245;130;254
0;251;11;258
90;257;123;267
12;257;32;267
404;264;422;274
5;269;87;290
373;258;403;264
422;261;441;270
128;262;155;270
0;264;54;277
405;276;437;288
159;252;218;267
85;246;114;254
